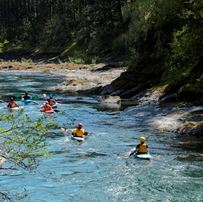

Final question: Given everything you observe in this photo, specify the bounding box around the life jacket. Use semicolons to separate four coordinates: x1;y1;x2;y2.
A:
42;103;53;112
72;128;85;137
137;143;148;154
22;95;31;100
7;101;17;108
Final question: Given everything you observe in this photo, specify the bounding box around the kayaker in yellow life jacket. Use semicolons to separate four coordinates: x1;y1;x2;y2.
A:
72;123;88;138
130;136;149;156
7;97;18;108
136;137;148;154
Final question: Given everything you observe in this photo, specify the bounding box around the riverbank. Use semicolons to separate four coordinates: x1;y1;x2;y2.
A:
1;72;202;202
0;61;202;139
0;61;126;93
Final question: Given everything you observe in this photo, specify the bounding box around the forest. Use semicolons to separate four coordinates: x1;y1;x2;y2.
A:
0;0;202;103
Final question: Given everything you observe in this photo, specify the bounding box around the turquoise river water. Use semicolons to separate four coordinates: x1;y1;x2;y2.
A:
0;72;202;202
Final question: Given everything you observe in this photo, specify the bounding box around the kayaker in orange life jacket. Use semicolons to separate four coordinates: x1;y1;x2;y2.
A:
40;102;53;112
7;97;18;108
71;123;88;138
47;97;57;106
130;136;149;156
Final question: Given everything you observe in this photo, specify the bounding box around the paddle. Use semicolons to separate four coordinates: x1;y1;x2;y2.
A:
32;101;40;105
129;149;136;157
43;93;47;99
60;127;73;142
60;127;71;134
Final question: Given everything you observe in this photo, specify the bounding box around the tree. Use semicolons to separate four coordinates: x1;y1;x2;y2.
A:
0;110;56;201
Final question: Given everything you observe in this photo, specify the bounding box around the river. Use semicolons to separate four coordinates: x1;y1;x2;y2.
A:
0;72;202;202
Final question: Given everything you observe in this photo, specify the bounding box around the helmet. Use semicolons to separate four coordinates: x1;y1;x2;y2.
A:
77;123;83;129
139;137;146;142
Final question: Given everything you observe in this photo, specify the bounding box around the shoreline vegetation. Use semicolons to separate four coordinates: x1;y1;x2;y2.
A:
0;59;202;139
0;0;202;138
0;0;202;105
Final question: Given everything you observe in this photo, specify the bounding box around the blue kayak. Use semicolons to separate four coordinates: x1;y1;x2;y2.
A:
22;99;32;104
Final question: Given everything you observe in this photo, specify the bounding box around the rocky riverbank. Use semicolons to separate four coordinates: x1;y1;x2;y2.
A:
0;61;202;138
0;61;126;94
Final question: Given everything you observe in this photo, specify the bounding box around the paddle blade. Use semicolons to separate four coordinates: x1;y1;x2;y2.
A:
60;127;66;132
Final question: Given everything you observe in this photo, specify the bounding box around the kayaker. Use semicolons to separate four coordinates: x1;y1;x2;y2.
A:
22;92;32;100
47;96;57;107
129;136;148;156
71;123;88;138
40;102;53;112
7;97;18;108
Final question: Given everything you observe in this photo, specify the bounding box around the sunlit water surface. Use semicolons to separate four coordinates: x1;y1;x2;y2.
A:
0;72;202;202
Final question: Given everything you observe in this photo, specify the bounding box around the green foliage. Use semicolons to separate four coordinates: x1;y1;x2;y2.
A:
0;40;9;53
0;0;129;61
0;111;54;170
38;15;71;51
61;42;87;63
163;0;203;97
0;0;202;101
170;26;203;65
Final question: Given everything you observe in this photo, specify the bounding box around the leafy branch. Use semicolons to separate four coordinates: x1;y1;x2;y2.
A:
0;111;56;201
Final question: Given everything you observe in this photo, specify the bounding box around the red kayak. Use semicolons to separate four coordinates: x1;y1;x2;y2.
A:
40;109;54;113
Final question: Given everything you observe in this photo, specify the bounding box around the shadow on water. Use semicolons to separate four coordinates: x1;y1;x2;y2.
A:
172;136;203;153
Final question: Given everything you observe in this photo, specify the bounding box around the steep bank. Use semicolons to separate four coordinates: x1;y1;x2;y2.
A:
97;69;203;138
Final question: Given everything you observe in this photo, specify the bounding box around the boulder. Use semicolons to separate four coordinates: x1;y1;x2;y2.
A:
99;95;121;110
99;95;121;104
176;121;203;137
